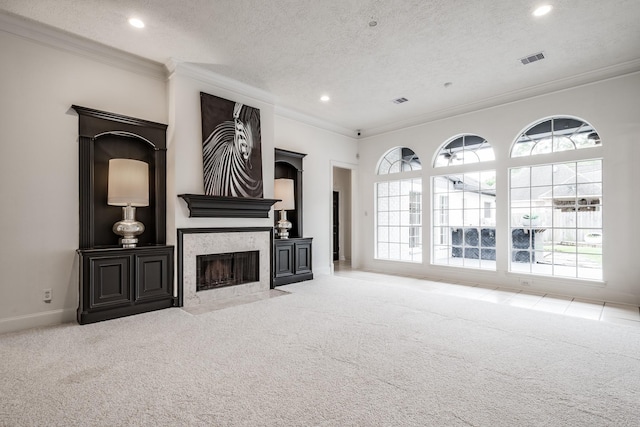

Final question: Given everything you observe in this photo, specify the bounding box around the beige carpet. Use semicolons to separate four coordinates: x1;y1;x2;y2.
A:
1;274;639;426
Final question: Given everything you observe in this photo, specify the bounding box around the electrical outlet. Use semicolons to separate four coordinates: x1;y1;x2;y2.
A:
43;289;52;302
519;278;532;286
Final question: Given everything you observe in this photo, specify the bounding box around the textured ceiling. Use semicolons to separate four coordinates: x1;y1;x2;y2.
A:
1;0;639;136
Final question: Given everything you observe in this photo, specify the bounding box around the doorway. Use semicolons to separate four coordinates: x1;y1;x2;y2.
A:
333;191;339;261
332;166;352;267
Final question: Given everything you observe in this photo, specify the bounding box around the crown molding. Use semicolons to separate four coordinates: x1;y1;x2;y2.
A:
364;60;640;138
165;59;276;106
0;11;165;80
165;59;355;138
274;105;355;138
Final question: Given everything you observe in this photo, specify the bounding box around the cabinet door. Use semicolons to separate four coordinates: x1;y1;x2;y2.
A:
89;256;132;309
135;252;172;302
295;241;312;274
274;241;295;278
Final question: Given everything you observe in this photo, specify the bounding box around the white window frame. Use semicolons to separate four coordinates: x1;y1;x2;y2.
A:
431;135;496;271
508;116;603;281
375;147;423;263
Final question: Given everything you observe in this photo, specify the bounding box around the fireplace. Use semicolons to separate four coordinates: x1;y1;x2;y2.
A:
197;251;259;291
178;227;273;308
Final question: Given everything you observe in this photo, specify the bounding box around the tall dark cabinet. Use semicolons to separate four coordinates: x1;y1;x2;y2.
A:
73;106;176;324
273;149;313;286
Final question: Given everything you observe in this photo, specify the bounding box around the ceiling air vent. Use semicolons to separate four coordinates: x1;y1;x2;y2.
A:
392;97;409;104
520;52;545;65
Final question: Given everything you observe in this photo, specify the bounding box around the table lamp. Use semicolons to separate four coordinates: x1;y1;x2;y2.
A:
107;158;149;248
274;178;295;239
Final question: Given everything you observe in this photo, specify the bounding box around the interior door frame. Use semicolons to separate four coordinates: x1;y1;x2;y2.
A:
330;161;358;273
333;190;340;261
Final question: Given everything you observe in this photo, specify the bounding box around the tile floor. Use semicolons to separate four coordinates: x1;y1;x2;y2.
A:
334;262;640;327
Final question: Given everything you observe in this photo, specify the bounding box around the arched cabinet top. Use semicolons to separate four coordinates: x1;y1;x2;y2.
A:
275;148;306;171
74;105;168;248
72;105;167;149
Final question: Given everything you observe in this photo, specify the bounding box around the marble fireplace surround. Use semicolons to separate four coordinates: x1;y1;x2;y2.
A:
177;227;273;308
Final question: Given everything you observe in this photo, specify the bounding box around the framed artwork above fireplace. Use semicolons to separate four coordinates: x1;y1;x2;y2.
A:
200;92;263;198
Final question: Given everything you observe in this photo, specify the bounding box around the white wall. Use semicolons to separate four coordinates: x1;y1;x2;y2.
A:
275;116;359;274
358;72;640;305
0;26;167;333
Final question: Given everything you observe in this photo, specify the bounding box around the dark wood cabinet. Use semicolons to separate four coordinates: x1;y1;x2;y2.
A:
77;246;174;324
294;239;313;274
87;254;131;309
73;106;176;324
135;250;173;301
273;237;313;286
273;148;313;286
274;239;295;280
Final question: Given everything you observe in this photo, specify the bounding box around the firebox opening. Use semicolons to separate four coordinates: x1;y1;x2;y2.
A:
196;250;260;291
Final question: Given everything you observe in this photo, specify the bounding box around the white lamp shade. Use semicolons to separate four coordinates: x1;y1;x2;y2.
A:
107;158;149;207
273;178;295;210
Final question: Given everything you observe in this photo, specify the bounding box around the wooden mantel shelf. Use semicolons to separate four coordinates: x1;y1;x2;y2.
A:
178;194;279;218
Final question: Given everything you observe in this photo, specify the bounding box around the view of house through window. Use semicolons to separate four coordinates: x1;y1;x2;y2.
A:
375;147;422;262
432;171;497;269
509;159;603;280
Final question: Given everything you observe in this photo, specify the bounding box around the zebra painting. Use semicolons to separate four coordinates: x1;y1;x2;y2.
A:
200;92;263;198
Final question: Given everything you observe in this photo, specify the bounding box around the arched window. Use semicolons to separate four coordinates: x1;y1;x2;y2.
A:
509;117;602;280
377;147;421;174
375;147;422;262
511;116;600;157
432;135;496;270
434;134;495;167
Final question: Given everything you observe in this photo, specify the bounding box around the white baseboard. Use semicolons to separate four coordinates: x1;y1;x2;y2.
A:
0;308;76;335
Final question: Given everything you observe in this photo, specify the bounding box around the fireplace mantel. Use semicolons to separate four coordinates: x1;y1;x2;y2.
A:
178;194;279;218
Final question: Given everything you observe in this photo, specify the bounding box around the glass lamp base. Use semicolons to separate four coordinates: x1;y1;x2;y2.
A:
112;205;145;248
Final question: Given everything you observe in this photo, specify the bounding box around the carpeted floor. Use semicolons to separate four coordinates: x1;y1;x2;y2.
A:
1;273;639;426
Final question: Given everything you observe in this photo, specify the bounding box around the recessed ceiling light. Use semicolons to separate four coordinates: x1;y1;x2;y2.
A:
128;18;145;29
369;20;378;27
320;95;330;102
533;5;553;17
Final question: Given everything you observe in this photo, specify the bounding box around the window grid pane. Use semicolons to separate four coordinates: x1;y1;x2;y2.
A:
509;159;602;280
376;178;422;262
434;135;495;168
377;147;422;175
511;117;600;158
432;170;496;270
